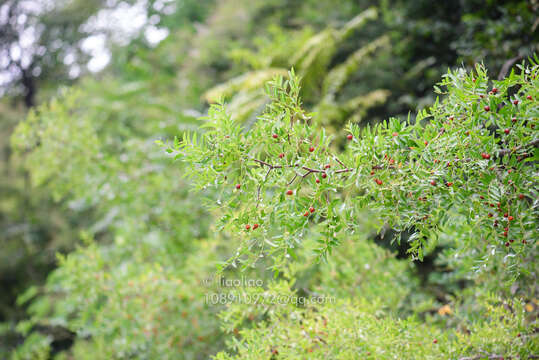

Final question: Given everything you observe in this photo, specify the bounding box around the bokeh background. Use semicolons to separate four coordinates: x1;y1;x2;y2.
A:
1;0;537;358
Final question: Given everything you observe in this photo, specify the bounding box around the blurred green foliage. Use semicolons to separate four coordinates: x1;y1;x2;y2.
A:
1;0;538;358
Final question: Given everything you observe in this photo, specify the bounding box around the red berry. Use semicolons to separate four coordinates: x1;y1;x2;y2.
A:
505;241;510;247
303;211;309;217
481;153;491;160
286;190;293;195
488;213;493;217
484;105;490;112
504;227;508;232
315;178;320;183
448;115;454;121
433;339;438;344
503;231;508;237
324;164;331;169
504;213;508;218
480;195;484;199
446;182;453;187
512;117;517;123
309;146;315;152
370;171;375;175
504;128;510;134
236;184;241;190
375;179;382;185
522;239;527;244
272;133;278;139
465;131;470;136
253;224;259;230
430;180;437;186
472;78;476;82
347;134;353;140
513;99;519;105
527;95;532;100
321;173;327;179
245;224;251;230
510;239;514;243
508;216;514;221
279;153;285;158
392;132;398;137
424;141;428;145
309;206;315;213
491;88;498;94
519;194;524;200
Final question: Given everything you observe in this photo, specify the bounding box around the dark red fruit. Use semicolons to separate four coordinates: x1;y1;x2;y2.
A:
448;115;454;121
321;173;327;179
279;153;285;158
481;153;491;160
503;231;508;237
303;211;309;217
272;133;278;139
491;88;498;94
504;213;508;218
505;242;510;247
392;132;398;137
315;178;321;183
508;216;514;221
504;128;510;134
309;206;315;213
424;141;428;145
324;164;331;169
488;213;493;218
309;146;315;152
253;224;259;230
527;95;532;100
347;134;353;140
370;171;375;175
236;184;241;190
375;179;382;185
512;117;517;123
245;224;251;230
513;99;519;105
430;180;437;186
484;105;490;111
446;182;453;187
465;131;470;136
286;190;293;195
480;195;485;200
433;339;438;344
519;194;525;200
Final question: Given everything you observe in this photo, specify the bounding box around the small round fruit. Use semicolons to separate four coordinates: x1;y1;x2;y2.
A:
324;164;331;169
504;128;510;134
508;215;514;221
279;153;285;158
505;242;510;247
347;134;353;140
236;184;241;190
424;141;428;145
446;182;453;187
513;99;519;105
527;95;532;100
253;224;259;230
512;117;517;123
321;173;327;179
519;194;525;200
504;213;508;218
433;339;438;344
286;190;293;195
503;231;508;237
375;178;382;185
392;132;398;137
315;178;321;183
245;224;251;230
484;105;490;111
309;146;315;152
491;87;498;94
272;133;278;139
309;206;315;213
303;211;309;217
430;180;437;186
